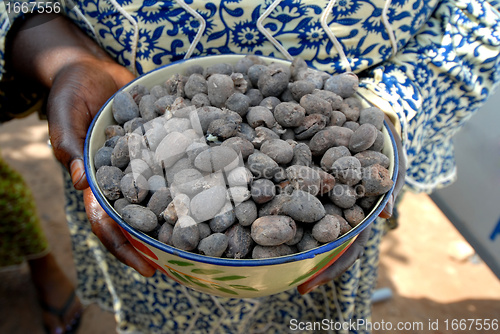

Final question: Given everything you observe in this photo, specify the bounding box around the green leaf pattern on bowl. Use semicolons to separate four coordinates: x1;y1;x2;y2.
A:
162;238;354;296
288;239;353;286
164;263;254;295
167;260;194;266
212;275;247;281
190;269;224;275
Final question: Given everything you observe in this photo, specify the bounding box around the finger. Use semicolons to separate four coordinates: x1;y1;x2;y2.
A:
378;194;393;219
298;244;361;295
380;114;406;218
47;75;94;181
297;225;372;295
47;65;106;181
70;158;89;190
92;215;156;277
47;62;134;189
83;188;156;276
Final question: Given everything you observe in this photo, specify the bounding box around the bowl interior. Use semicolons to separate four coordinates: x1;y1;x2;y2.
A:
84;55;398;269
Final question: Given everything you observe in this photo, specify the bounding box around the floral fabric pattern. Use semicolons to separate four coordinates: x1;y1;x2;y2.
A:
2;0;500;333
62;170;386;334
65;0;439;75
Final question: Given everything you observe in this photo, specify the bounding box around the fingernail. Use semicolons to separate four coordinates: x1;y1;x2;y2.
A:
70;159;85;188
300;284;318;295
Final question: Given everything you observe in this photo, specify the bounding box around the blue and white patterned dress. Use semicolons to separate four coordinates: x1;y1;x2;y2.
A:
2;0;500;333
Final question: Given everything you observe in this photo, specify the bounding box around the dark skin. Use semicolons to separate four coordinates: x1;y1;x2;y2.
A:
298;113;405;294
27;253;83;334
10;14;406;295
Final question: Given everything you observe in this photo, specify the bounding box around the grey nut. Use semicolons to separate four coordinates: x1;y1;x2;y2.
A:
171;215;200;251
96;165;124;201
122;204;159;233
251;215;296;246
198;233;229;257
281;190;326;223
190;186;227;222
112;91;140;124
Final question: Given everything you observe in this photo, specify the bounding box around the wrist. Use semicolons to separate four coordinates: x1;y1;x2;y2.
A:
9;13;113;88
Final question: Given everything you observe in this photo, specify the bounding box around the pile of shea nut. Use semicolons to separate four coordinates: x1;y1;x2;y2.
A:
94;56;394;259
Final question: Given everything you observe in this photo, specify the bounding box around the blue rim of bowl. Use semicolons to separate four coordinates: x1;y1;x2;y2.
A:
84;55;399;267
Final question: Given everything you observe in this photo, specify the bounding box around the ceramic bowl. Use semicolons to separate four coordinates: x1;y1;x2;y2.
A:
84;55;398;298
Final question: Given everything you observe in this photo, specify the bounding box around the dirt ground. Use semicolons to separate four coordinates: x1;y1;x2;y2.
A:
0;114;499;334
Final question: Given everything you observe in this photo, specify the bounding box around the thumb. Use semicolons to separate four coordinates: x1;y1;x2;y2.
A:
83;188;156;277
47;78;96;190
297;224;372;295
47;61;135;190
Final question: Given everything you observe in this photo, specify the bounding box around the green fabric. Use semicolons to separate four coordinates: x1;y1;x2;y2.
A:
0;153;48;267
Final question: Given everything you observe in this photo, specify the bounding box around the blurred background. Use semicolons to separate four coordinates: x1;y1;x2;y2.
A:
0;112;499;334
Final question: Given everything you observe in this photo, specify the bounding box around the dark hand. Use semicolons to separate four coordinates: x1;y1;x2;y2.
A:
378;114;406;219
46;58;134;189
297;224;372;295
10;14;155;276
298;114;406;294
47;59;155;277
84;188;156;276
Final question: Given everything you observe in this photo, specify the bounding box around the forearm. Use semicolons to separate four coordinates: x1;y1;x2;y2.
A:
9;13;113;88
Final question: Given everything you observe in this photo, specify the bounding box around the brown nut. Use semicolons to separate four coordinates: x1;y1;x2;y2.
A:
251;215;296;246
273;102;306;128
328;183;357;209
122;204;159;233
190;186;227;222
250;179;276;204
281;190;326;223
194;146;240;173
225;224;253;259
359;106;385;130
198;233;229;257
246;106;277;128
221;137;254;160
260;139;294;164
207;74;235;108
285;165;321;196
247;151;280;179
320;146;351;172
299;94;333;117
252;244;294;259
96;166;124;201
291;143;312;167
343;204;365;227
234;200;258;226
309;126;354;156
296;230;320;252
294;114;328;140
312;214;341;243
361;164;393;196
349;123;378;153
171;215;200;251
354;151;390;168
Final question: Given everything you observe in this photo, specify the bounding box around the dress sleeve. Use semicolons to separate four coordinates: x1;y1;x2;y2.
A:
356;0;500;193
0;2;25;79
0;1;51;122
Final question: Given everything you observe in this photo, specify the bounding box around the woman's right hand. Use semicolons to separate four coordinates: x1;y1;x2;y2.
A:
47;58;156;277
10;13;155;276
